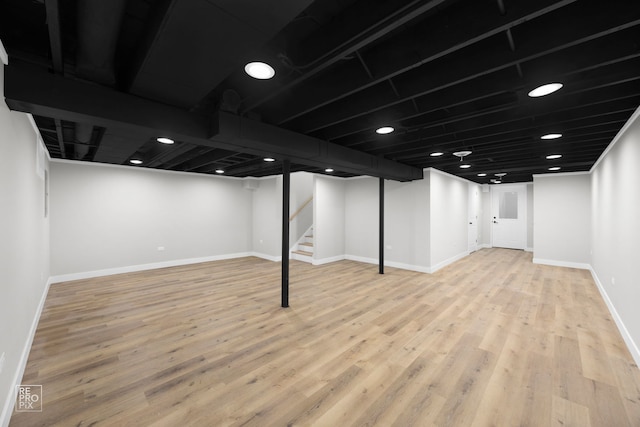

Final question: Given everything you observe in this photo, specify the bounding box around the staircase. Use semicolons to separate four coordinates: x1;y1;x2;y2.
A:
292;227;314;263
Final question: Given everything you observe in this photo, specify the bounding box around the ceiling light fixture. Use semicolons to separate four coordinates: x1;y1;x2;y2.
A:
157;137;174;144
477;173;487;177
460;164;471;169
264;157;276;162
495;173;507;177
541;133;562;140
494;180;502;184
548;167;561;171
244;62;275;79
376;126;395;135
546;154;562;159
325;168;334;173
129;159;143;165
453;150;472;161
528;83;563;97
430;152;444;157
215;169;225;174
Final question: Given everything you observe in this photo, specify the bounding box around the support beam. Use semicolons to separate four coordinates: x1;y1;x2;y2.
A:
282;159;291;307
379;177;384;275
44;0;64;74
3;61;423;181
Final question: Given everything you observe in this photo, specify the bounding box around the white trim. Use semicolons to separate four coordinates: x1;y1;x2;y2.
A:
428;250;470;274
478;243;492;249
590;105;640;173
50;252;257;283
532;258;590;270
50;158;248;182
0;277;51;427
589;267;640;367
525;247;533;253
344;255;431;273
313;255;346;265
0;38;7;65
532;171;590;179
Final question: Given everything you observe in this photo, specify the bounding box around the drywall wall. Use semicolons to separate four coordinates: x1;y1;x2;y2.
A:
385;178;430;270
591;107;640;364
533;173;591;267
0;60;50;426
479;188;492;247
428;169;469;270
314;176;345;263
252;176;282;260
50;161;253;277
344;177;379;261
526;183;534;250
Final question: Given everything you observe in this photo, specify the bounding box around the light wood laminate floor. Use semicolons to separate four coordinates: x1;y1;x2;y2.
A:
10;248;640;426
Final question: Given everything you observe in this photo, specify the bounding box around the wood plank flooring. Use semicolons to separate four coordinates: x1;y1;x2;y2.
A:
9;248;640;426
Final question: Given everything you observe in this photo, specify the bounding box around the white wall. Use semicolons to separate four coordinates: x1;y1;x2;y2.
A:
50;161;254;278
386;178;430;270
526;183;534;250
533;173;591;267
314;176;345;263
0;60;51;426
428;169;469;270
344;177;378;261
251;176;282;260
591;107;640;365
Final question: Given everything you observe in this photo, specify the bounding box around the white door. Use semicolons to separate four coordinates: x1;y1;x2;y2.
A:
468;184;479;252
491;184;526;249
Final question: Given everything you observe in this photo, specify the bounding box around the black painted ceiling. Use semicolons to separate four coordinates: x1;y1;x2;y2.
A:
1;0;639;183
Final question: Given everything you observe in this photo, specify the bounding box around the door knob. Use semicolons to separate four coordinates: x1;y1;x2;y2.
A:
493;220;498;223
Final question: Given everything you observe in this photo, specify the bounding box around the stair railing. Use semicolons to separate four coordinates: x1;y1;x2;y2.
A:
289;195;313;222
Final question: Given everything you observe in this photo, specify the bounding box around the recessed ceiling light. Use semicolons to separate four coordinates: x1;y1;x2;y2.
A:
494;180;502;184
495;173;507;177
325;168;334;173
541;133;562;140
528;83;563;97
430;152;444;157
129;159;143;165
477;173;487;177
244;62;275;79
264;157;276;162
157;137;174;144
376;126;395;134
548;167;561;171
460;164;471;169
546;154;562;159
215;169;225;174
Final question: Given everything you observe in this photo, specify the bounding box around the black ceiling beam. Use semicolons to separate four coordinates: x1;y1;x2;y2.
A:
294;17;640;134
210;111;423;181
241;0;451;114
258;0;578;125
43;0;64;74
4;61;422;181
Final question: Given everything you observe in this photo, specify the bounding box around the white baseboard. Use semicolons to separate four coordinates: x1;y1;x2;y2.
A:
313;255;346;265
1;277;52;427
589;267;640;367
532;258;590;270
525;247;533;253
250;252;282;262
478;244;492;249
50;252;257;283
429;251;470;274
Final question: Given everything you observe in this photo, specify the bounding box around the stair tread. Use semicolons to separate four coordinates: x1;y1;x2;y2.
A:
299;242;313;247
293;250;313;256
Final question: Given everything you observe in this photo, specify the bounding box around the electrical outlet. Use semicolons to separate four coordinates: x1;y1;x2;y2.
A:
0;352;5;374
